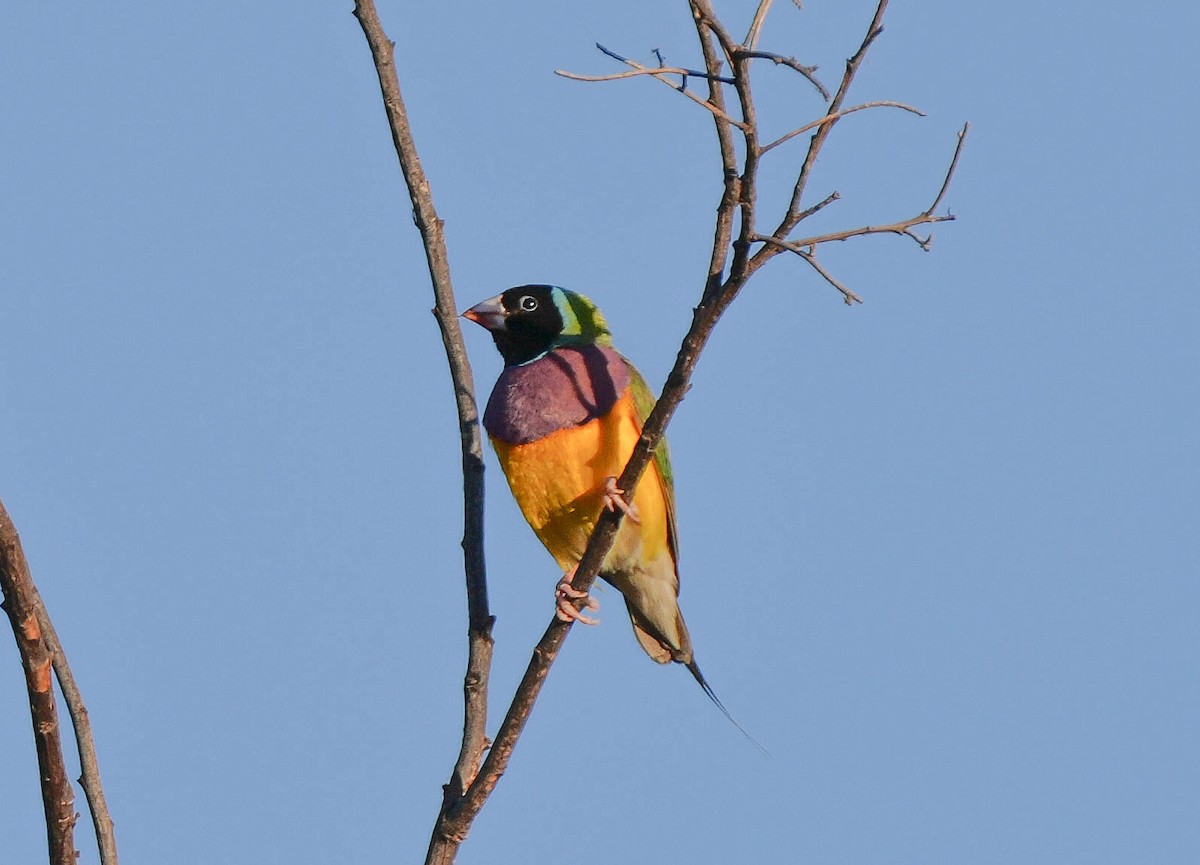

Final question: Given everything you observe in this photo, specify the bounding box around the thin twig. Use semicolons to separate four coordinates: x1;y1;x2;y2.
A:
756;123;967;254
794;189;842;222
734;49;829;100
743;0;775;50
774;0;890;238
690;0;741;298
35;605;119;865
761;100;924;154
0;498;78;865
557;43;748;130
799;251;864;305
748;121;966;300
925;122;970;215
771;211;955;249
350;5;493;865
597;42;734;83
556;65;720;84
693;0;762;278
755;237;864;304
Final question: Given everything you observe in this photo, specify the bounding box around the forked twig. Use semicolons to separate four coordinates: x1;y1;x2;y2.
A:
773;0;891;239
735;49;829;100
556;43;747;130
749;122;967;299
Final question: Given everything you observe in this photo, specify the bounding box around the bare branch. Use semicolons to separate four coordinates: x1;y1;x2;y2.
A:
691;0;762;279
901;229;934;251
556;66;718;84
756;123;967;257
556;43;747;130
761;100;925;154
775;0;890;238
690;0;742;294
796;251;865;305
351;4;494;864
596;42;734;83
794;189;842;222
926;122;970;215
743;0;775;50
754;237;864;304
36;608;119;865
0;498;78;865
774;211;955;249
734;50;829;101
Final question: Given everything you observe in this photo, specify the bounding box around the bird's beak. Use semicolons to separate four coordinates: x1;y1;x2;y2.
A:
462;295;507;331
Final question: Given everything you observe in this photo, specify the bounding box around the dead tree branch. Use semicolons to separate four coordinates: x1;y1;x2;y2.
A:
735;49;829;100
37;605;119;865
350;3;494;862
567;0;965;303
0;498;78;865
771;0;891;242
751;121;969;297
556;44;748;130
744;0;775;50
761;100;925;153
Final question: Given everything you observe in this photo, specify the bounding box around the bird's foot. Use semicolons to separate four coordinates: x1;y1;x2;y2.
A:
601;476;640;524
556;572;600;625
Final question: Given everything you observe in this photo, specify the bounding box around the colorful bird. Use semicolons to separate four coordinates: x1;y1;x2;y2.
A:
463;285;747;730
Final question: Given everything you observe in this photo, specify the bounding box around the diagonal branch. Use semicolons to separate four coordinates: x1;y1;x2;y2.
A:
556;65;721;84
36;605;119;865
774;0;890;238
755;122;968;249
923;121;970;217
796;251;864;305
743;0;775;50
0;498;78;865
761;100;924;154
734;49;829;101
761;210;955;252
690;0;742;298
556;43;748;130
350;4;495;863
750;122;967;301
754;238;864;304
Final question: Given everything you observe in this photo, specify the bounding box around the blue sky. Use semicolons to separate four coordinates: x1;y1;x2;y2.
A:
3;2;1197;863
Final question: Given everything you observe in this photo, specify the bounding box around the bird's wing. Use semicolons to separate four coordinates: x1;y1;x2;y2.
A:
622;358;679;564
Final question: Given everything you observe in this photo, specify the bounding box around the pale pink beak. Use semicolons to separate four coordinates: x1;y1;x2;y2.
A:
462;295;507;331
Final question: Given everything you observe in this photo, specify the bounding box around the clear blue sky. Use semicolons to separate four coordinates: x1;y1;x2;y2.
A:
3;2;1197;863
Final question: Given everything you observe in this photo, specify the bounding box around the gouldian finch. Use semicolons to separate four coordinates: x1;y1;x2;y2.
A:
463;285;736;718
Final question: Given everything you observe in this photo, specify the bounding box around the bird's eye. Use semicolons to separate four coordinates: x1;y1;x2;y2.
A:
519;295;538;312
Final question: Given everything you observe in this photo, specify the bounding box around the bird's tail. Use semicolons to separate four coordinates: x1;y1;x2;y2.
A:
685;660;769;756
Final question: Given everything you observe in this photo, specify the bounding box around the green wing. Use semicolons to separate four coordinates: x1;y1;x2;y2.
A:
623;358;680;563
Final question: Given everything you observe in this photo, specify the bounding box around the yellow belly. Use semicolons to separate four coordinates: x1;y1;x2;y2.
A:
491;390;671;573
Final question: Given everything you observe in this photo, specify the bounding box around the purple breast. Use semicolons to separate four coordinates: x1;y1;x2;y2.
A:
484;344;631;444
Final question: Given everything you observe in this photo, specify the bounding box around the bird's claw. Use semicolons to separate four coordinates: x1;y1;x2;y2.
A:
556;578;600;625
601;476;640;524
